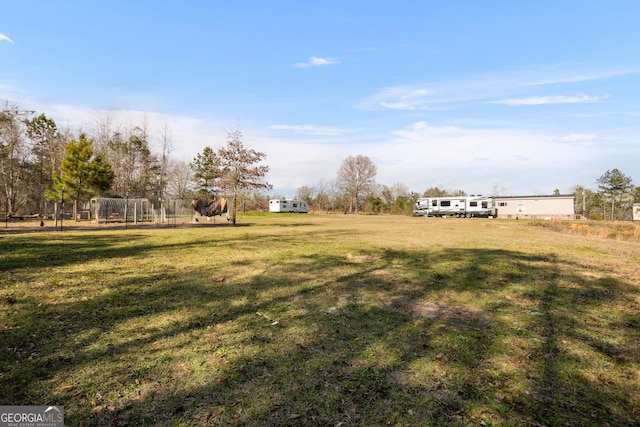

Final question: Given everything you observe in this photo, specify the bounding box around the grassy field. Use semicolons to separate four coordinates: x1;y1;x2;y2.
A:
1;214;639;426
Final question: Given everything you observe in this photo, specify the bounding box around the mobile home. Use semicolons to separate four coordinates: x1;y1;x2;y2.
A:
492;194;575;220
269;198;309;213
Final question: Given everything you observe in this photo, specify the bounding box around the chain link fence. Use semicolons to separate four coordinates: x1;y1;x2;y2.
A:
2;198;224;230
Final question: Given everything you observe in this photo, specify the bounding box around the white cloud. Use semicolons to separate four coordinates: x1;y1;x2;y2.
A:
270;124;347;136
361;65;628;111
256;138;346;190
492;95;600;106
369;121;601;194
0;33;14;43
359;71;527;111
292;56;340;68
556;133;597;145
388;121;549;164
364;86;437;110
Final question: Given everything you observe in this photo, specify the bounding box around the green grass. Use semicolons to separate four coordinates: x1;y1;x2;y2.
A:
1;215;639;426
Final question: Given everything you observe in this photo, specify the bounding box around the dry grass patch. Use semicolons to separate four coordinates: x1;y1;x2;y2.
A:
533;219;640;241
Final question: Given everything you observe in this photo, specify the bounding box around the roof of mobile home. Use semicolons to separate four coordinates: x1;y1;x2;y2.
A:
492;194;574;200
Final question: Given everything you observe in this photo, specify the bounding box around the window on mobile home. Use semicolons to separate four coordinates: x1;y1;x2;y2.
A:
440;200;451;207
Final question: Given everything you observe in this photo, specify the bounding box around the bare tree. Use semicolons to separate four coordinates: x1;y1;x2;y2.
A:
91;111;114;154
0;103;32;215
571;185;601;219
25;113;66;214
327;179;340;212
239;189;269;212
157;122;173;204
314;179;333;212
105;124;156;198
296;185;315;206
422;186;466;197
166;159;194;200
491;185;508;197
336;154;377;214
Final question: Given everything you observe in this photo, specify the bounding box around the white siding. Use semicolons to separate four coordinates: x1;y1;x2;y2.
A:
493;195;575;219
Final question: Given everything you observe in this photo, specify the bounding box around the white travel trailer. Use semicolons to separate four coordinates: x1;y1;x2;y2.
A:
269;198;309;213
413;196;493;218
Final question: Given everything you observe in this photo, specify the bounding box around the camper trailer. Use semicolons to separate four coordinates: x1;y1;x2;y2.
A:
413;196;493;218
269;198;309;213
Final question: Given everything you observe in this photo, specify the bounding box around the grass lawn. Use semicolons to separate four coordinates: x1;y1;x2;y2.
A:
1;214;639;426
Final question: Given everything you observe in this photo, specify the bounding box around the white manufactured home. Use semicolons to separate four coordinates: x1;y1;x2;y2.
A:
269;199;309;213
492;194;575;220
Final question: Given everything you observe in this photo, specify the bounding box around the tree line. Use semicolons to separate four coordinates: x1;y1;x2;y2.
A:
1;102;190;219
2;101;639;221
286;154;639;220
0;101;420;220
0;102;277;223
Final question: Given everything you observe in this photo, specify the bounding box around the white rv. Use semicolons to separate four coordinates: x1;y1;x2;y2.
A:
413;196;493;218
269;199;309;213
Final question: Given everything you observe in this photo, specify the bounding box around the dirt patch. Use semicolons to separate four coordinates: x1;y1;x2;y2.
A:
326;294;350;314
346;253;377;263
387;296;490;326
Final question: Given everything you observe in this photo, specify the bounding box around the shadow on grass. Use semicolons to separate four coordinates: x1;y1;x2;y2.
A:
1;233;638;425
0;225;346;274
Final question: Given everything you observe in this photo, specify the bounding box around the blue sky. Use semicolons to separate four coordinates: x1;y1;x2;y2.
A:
2;1;639;197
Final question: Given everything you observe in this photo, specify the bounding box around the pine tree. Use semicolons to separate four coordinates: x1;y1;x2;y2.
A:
596;169;634;220
46;134;114;220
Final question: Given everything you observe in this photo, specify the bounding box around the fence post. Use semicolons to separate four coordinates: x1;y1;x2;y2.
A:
60;187;64;232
